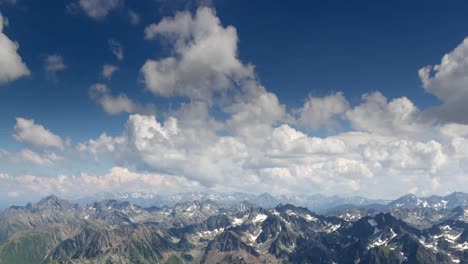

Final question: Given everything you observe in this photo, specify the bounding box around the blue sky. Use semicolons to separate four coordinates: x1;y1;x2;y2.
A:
1;0;468;202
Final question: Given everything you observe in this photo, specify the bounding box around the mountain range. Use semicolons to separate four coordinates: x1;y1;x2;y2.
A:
0;192;467;263
69;191;390;214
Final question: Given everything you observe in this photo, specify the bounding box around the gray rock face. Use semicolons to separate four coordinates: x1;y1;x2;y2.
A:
0;194;467;263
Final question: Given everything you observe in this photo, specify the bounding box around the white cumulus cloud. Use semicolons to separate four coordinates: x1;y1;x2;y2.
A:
0;12;30;84
4;7;468;200
13;117;64;150
346;92;426;137
73;8;468;198
17;149;62;166
419;38;468;123
101;64;119;79
89;83;151;115
296;92;349;130
141;7;254;101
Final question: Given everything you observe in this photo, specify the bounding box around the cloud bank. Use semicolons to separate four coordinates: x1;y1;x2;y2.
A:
2;7;468;201
76;8;468;198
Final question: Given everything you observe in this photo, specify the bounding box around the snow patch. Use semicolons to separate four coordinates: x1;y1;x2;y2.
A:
368;229;396;249
368;219;377;227
248;229;262;243
252;214;268;224
305;214;318;222
231;217;245;226
285;210;297;217
416;199;429;208
440;225;452;231
197;228;224;238
324;224;341;233
453;241;468;251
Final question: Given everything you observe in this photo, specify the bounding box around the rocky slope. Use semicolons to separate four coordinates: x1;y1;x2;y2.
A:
0;195;467;263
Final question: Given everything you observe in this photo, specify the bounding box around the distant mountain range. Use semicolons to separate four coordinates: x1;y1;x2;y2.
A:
0;192;467;263
70;191;390;213
326;192;468;229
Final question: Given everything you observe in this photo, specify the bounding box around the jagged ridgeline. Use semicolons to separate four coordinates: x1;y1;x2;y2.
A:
0;194;467;263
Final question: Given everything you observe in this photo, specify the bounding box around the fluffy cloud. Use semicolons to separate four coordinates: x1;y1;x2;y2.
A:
269;125;347;156
108;39;123;60
440;123;468;138
73;8;468;198
44;54;66;75
13;118;64;150
296;92;349;130
76;108;467;198
77;132;121;158
140;7;287;144
346;92;426;137
101;64;118;79
17;149;62;166
89;83;151;115
4;7;468;200
79;113;244;185
419;38;468;123
70;0;122;20
439;123;468;160
141;7;253;101
0;12;30;84
0;148;62;166
362;139;447;174
225;83;286;142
